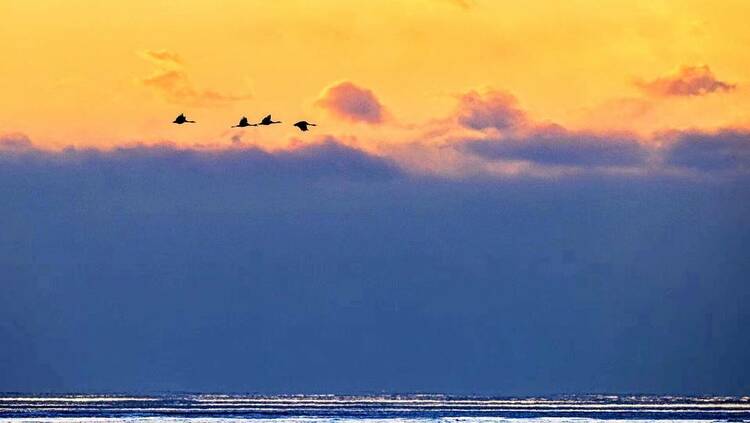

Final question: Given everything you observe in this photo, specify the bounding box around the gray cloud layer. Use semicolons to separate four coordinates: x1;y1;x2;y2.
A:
460;126;649;167
1;136;749;394
662;129;750;172
445;89;750;174
451;90;649;168
0;138;401;182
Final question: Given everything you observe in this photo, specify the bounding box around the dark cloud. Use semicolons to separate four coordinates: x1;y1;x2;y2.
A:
1;137;749;394
636;65;736;97
457;124;649;168
662;129;750;172
0;139;401;183
451;89;750;172
451;90;651;168
139;50;252;107
273;138;402;178
455;90;527;131
316;81;386;124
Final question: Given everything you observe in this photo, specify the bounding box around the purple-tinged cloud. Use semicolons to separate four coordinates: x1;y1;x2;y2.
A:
452;89;649;168
662;129;750;172
455;90;527;131
0;133;33;152
459;126;649;167
316;82;386;124
0;139;401;182
636;65;736;97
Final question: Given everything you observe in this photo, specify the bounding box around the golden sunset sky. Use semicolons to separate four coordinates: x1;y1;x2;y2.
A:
2;0;749;150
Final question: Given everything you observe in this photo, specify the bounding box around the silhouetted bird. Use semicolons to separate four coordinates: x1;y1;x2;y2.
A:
231;116;256;128
257;114;282;126
293;121;317;131
173;113;195;124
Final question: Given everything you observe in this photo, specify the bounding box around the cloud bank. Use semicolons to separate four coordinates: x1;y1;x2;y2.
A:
427;89;750;176
1;134;749;395
662;129;750;172
460;127;648;168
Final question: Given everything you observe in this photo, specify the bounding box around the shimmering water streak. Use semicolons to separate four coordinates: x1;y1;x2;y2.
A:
1;395;749;420
0;419;744;423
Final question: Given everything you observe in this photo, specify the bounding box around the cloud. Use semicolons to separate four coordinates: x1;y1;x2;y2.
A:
636;65;736;97
230;133;244;145
662;129;750;172
139;50;252;107
0;138;401;183
455;90;527;131
448;88;750;174
316;81;386;124
142;50;184;66
1;134;749;394
459;126;649;168
0;133;34;152
447;89;648;169
274;138;402;178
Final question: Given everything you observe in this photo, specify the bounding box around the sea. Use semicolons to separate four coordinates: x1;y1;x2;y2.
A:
1;394;748;423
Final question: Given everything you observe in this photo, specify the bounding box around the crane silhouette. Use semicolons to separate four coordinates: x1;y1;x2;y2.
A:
293;121;317;131
257;114;282;126
231;116;256;128
173;113;195;124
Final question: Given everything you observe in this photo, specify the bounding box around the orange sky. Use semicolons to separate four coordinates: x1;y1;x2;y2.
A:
1;0;749;150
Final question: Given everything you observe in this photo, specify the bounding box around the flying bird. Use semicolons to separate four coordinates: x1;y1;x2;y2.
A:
257;114;282;126
231;116;256;128
173;113;195;124
293;121;317;132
